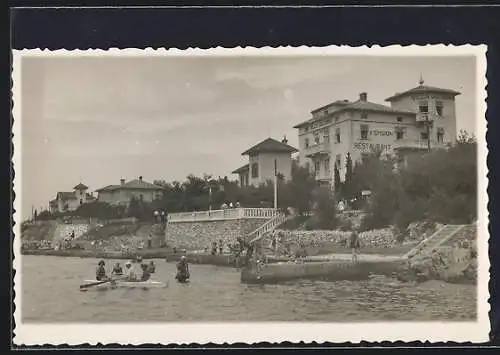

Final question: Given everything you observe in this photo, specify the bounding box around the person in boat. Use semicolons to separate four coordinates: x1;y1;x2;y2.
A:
96;260;108;281
124;261;137;281
176;256;190;282
147;260;156;273
140;263;151;281
111;262;123;276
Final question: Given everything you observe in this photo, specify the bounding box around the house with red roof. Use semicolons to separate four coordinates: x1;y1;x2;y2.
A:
95;176;164;206
293;78;460;187
232;137;298;187
49;183;96;213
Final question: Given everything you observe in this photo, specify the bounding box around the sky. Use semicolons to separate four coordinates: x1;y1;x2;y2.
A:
19;55;477;219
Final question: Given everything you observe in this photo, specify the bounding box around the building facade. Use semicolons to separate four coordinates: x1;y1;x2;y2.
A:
95;176;165;205
293;80;460;187
232;137;298;187
49;183;96;213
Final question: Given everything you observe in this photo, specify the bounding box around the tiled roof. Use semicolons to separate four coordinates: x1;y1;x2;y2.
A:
241;138;298;155
95;178;164;192
57;192;77;201
293;100;414;128
232;164;249;174
122;179;163;190
73;183;88;190
385;85;461;102
311;99;352;114
95;184;120;192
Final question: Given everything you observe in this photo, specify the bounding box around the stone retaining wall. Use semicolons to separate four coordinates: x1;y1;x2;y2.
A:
166;218;268;250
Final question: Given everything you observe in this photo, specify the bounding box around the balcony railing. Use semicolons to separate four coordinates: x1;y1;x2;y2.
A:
416;112;439;122
393;139;447;150
305;142;330;157
167;208;279;222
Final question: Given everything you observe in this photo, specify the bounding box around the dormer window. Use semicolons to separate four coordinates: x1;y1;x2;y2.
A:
419;101;429;113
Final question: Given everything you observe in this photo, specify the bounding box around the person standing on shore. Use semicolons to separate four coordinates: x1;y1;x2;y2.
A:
350;228;361;264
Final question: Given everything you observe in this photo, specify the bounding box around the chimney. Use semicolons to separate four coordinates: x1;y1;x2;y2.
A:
281;135;288;144
120;178;125;185
139;176;143;182
359;92;367;102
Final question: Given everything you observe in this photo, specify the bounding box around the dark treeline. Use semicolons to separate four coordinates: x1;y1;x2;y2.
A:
35;130;477;234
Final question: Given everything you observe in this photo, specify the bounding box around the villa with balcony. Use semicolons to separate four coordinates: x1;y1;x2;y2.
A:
294;78;460;188
232;137;298;188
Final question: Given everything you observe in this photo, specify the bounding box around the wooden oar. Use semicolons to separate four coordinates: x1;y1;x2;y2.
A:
79;276;125;290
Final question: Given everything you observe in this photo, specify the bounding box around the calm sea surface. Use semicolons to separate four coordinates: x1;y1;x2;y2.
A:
21;255;476;322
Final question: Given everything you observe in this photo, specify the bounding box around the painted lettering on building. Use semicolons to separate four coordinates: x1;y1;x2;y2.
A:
369;130;393;137
411;94;451;101
353;142;392;151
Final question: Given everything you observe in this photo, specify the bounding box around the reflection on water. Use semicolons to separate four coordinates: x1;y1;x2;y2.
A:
20;256;476;322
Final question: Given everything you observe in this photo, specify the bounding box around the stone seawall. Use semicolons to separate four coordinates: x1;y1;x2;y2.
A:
241;256;402;284
166;218;268;250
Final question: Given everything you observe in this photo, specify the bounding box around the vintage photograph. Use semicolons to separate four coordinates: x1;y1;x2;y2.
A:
13;46;488;344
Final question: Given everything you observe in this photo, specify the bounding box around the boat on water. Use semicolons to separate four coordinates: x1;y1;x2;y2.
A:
83;279;167;289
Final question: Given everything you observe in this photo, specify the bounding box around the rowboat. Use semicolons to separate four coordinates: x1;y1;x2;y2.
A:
83;279;167;289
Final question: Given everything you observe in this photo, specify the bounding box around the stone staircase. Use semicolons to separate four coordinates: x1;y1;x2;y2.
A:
441;222;477;247
403;224;466;259
248;212;290;244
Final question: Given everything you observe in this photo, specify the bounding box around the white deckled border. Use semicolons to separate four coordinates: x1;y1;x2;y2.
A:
12;44;489;345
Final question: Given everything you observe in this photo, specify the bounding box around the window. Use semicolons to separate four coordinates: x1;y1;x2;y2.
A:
419;101;429;113
437;127;445;142
435;100;444;116
304;126;309;132
334;116;339;122
361;111;368;119
420;131;429;140
323;128;330;144
314;134;320;145
324;158;330;174
251;163;259;178
396;117;403;122
395;127;405;140
335;128;341;143
80;199;83;205
305;137;310;148
324;109;328;116
314;161;320;176
360;124;369;140
335;154;341;168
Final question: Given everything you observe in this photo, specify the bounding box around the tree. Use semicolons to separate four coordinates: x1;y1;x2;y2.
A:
311;187;338;230
333;163;342;197
127;196;141;219
343;152;354;200
284;159;316;215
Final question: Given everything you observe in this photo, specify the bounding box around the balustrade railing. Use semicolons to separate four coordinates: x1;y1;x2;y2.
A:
248;213;289;244
167;208;279;222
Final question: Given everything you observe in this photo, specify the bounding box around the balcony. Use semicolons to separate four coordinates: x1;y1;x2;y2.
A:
416;112;439;122
393;139;447;151
305;142;331;158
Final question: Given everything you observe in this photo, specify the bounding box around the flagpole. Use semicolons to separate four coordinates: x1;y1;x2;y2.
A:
274;159;278;209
